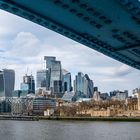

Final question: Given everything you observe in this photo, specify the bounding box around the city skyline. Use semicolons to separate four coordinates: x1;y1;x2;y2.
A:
0;10;140;93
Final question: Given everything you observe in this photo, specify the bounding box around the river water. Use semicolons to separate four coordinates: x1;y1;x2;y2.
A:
0;120;140;140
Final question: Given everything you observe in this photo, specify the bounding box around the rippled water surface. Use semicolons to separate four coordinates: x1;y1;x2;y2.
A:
0;120;140;140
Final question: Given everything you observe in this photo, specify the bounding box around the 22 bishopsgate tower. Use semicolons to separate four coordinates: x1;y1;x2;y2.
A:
37;56;72;98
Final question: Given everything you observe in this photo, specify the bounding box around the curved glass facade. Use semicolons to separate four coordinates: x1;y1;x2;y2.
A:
62;72;72;92
74;72;94;98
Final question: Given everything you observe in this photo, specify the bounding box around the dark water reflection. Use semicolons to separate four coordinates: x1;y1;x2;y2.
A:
0;120;140;140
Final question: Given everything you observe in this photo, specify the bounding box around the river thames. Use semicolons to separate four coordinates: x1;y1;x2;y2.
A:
0;120;140;140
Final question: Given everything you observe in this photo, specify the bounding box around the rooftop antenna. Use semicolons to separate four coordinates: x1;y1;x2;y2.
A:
26;67;29;75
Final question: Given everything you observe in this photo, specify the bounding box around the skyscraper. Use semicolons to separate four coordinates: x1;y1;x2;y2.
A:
36;69;49;90
21;74;35;94
74;72;84;94
44;56;56;90
62;69;72;92
53;80;62;97
84;74;94;98
44;56;62;97
44;56;56;69
50;60;61;88
0;69;15;97
74;72;94;98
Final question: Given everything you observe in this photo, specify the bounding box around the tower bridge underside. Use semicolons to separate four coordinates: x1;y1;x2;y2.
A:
0;0;140;70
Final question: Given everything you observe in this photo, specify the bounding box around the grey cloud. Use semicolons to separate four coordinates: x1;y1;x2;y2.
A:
112;65;133;77
11;32;41;57
0;50;5;52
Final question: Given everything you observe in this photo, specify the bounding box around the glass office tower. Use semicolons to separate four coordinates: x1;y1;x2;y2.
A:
62;69;72;92
50;60;61;88
22;74;35;94
36;69;50;90
44;56;62;96
44;56;56;69
74;72;94;98
0;69;15;97
74;72;85;94
84;74;94;98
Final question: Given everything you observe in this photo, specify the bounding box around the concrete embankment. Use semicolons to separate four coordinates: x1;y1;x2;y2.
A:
38;116;140;122
0;116;38;121
0;116;140;122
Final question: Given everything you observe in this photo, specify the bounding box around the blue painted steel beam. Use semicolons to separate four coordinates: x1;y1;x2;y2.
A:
114;44;140;52
0;0;140;70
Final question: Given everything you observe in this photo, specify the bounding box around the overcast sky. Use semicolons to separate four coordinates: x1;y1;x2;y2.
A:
0;10;140;94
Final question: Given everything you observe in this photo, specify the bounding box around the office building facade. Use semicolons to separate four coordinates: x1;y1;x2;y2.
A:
50;60;61;88
62;69;72;92
53;80;62;97
0;69;15;97
43;56;62;96
33;97;56;115
36;69;50;90
21;74;35;94
74;72;94;98
84;74;94;98
110;90;128;100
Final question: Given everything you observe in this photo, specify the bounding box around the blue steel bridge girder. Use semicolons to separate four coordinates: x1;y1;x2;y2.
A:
0;0;140;70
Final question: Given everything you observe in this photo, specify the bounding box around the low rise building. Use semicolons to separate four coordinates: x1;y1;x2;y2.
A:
62;91;75;102
77;107;119;117
111;90;128;101
33;97;56;115
125;97;138;111
0;98;11;113
11;96;34;115
100;93;109;100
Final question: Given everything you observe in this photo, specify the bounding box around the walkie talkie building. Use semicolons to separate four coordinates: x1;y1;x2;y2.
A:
0;69;15;97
